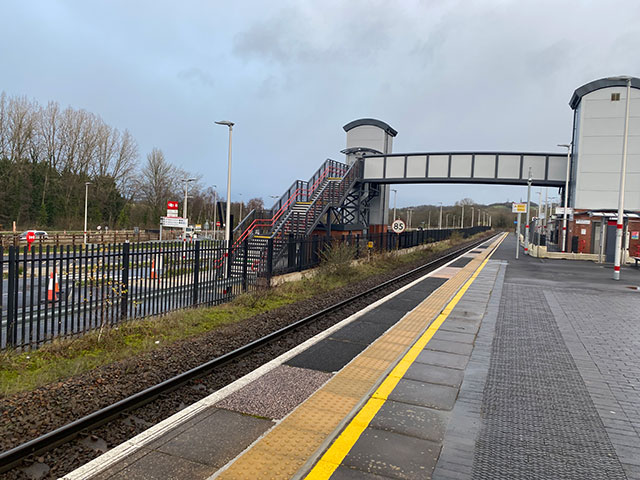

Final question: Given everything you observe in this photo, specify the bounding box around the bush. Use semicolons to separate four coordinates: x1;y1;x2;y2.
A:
318;241;357;278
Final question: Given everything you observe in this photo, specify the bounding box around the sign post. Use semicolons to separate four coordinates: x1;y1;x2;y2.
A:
26;231;35;252
512;203;527;259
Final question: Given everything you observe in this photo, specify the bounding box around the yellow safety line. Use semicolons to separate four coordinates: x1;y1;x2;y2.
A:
305;232;506;479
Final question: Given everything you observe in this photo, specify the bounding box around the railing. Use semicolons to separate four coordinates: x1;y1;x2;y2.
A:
0;231;158;248
1;226;490;351
232;159;350;247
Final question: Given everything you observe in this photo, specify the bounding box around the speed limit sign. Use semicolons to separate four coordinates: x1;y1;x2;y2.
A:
391;219;406;234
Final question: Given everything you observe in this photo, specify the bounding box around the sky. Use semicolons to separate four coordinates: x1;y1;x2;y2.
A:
2;0;640;208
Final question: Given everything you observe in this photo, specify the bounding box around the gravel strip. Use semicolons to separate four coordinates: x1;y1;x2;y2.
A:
0;235;491;479
215;365;332;420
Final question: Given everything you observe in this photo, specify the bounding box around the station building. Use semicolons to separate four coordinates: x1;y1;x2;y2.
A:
564;76;640;260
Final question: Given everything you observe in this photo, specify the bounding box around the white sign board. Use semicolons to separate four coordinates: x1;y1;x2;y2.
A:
575;219;590;225
512;203;527;213
161;216;188;228
555;207;573;215
391;219;406;234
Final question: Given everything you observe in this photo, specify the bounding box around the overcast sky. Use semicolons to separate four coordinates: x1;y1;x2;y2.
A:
2;0;639;208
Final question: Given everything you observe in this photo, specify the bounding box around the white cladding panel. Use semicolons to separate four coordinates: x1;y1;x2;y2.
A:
363;157;384;179
346;125;391;154
428;155;449;177
474;155;495;178
522;156;546;180
386;156;405;178
497;155;520;179
450;155;472;177
574;86;640;210
547;155;567;181
406;155;427;177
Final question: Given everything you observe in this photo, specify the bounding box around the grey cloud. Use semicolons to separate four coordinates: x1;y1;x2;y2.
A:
177;67;216;88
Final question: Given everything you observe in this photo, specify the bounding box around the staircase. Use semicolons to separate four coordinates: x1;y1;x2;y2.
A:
224;159;362;276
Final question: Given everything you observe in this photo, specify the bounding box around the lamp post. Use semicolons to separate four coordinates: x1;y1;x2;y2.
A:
211;185;218;241
391;189;398;221
183;177;197;240
614;77;632;280
439;202;443;230
215;120;234;248
238;193;243;221
446;213;450;228
461;204;464;228
471;206;474;227
525;168;532;255
558;143;572;252
83;182;91;245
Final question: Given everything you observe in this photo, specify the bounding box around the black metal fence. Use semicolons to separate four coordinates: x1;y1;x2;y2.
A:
1;226;489;351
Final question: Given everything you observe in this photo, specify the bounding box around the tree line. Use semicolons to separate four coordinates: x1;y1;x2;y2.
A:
0;92;263;232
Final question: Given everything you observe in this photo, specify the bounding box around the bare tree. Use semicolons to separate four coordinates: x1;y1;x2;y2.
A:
0;92;8;159
137;148;181;221
7;95;37;162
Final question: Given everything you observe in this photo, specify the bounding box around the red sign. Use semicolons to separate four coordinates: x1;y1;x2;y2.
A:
216;221;221;227
167;201;179;218
26;231;35;252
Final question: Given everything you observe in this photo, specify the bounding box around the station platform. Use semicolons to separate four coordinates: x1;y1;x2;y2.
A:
64;232;640;480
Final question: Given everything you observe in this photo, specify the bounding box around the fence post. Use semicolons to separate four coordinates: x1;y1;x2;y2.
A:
242;239;248;292
121;242;130;321
6;246;16;347
266;238;274;286
356;234;360;258
193;240;200;305
226;240;233;279
298;239;304;272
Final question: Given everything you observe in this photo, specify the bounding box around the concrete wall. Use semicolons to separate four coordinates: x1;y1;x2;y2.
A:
573;86;640;210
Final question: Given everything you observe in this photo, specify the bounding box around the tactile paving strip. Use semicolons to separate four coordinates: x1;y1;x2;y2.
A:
214;237;503;480
472;285;627;479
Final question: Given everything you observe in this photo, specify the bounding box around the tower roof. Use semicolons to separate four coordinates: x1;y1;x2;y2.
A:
569;76;640;110
343;118;398;137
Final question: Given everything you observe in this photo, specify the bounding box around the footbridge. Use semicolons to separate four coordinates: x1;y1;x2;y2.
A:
361;151;567;187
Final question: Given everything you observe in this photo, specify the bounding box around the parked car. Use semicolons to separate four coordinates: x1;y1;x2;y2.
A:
18;230;49;240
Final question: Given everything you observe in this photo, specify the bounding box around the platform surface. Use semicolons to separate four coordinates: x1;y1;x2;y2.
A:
65;233;640;480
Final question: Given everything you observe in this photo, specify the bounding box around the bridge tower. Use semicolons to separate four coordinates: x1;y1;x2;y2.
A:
342;118;398;233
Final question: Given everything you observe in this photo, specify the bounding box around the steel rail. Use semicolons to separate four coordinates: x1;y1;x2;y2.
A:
0;233;497;472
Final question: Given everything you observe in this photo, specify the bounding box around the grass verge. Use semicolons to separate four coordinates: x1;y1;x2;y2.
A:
0;234;483;397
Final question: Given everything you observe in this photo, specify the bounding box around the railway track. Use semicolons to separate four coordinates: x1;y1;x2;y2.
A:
0;233;497;478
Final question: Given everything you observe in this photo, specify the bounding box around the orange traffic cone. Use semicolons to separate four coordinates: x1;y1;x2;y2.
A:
150;259;157;279
47;272;60;301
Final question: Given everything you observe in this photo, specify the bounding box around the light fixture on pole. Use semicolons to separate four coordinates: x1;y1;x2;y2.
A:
211;184;218;241
525;168;532;255
182;178;197;240
391;189;398;221
471;206;475;227
215;120;234;249
238;193;243;221
461;204;464;228
84;182;91;245
439;202;443;230
558;143;572;252
614;77;632;280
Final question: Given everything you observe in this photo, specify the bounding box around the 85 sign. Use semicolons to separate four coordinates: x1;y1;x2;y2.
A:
391;219;406;234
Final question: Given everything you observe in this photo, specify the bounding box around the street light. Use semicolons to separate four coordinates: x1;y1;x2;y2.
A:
439;202;443;230
558;143;572;252
84;182;91;245
238;193;243;221
215;120;234;248
614;77;632;280
211;184;218;241
391;189;398;221
183;177;197;240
